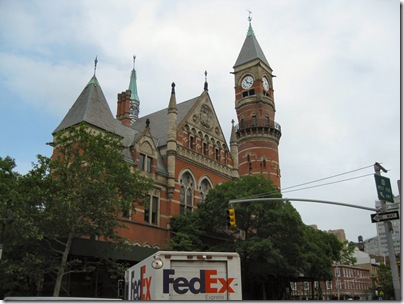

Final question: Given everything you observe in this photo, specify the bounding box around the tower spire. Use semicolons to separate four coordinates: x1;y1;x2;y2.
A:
128;54;140;123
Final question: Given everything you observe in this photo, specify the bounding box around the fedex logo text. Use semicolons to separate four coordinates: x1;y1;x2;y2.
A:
130;265;152;300
163;269;235;295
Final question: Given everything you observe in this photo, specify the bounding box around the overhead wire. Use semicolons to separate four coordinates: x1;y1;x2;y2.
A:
282;173;374;194
237;164;375;201
281;164;375;191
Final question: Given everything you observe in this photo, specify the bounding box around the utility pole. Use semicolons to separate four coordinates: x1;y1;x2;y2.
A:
374;162;400;300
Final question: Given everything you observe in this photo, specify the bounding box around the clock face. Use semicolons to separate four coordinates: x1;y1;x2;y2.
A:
241;75;254;89
262;77;270;91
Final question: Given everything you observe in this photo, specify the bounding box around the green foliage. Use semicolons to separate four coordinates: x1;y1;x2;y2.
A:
0;124;154;297
169;175;348;299
47;124;153;242
302;227;342;280
338;241;357;265
377;264;394;299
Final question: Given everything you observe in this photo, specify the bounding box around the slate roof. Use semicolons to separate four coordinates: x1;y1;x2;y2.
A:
233;24;271;69
53;75;140;147
53;74;201;177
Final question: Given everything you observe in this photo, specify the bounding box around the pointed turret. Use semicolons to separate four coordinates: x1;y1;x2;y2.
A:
168;82;178;114
230;119;239;177
128;56;140;123
233;16;271;69
53;73;117;135
166;82;177;199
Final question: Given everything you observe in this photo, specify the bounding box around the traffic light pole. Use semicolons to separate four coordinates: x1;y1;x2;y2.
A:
374;163;400;300
229;197;377;212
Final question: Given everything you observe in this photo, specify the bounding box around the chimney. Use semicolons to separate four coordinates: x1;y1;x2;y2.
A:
116;90;131;126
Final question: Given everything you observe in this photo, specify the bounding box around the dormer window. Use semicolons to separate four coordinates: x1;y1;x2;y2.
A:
140;153;153;173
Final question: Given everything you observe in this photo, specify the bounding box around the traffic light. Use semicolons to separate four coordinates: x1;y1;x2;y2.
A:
227;208;237;228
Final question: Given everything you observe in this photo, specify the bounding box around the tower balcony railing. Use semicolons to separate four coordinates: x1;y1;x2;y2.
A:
235;118;282;134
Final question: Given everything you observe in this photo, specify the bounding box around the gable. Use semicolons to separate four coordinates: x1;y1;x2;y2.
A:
178;91;228;147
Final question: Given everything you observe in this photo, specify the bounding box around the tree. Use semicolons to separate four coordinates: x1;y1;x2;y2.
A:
46;124;154;296
169;175;347;299
302;227;342;281
0;124;154;297
0;156;50;297
338;241;357;265
377;263;394;299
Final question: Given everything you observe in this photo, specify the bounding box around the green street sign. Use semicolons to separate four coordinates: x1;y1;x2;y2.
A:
374;174;394;203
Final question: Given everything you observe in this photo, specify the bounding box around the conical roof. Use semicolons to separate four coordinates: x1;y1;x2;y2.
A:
233;22;270;69
53;75;117;134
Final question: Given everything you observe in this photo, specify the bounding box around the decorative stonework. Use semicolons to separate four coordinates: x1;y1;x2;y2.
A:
140;141;153;155
177;145;233;178
199;104;213;129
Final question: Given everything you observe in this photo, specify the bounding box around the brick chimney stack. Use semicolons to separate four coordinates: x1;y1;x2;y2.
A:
116;90;131;126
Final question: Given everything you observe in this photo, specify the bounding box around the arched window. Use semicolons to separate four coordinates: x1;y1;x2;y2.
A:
199;178;212;203
180;172;194;214
251;113;257;126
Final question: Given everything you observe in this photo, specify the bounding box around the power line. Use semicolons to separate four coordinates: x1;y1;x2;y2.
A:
237;164;375;201
281;164;374;190
282;173;374;194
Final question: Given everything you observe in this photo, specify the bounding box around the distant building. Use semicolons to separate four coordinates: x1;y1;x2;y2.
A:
290;265;372;300
327;229;347;242
364;195;400;257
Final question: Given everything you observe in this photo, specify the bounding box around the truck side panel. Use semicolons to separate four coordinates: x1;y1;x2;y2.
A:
125;251;242;300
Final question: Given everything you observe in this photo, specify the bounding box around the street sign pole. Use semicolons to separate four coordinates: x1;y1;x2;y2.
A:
374;162;400;300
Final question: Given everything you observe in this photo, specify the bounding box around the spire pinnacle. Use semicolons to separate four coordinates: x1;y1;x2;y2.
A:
204;70;208;91
94;56;98;76
171;82;176;95
128;55;140;123
247;10;254;36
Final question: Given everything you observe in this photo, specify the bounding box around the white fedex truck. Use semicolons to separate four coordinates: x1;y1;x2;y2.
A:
124;251;242;301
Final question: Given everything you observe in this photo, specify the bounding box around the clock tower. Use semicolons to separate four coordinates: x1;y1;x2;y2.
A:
233;16;282;188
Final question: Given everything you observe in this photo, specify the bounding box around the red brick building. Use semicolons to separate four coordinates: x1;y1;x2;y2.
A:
290;265;373;300
43;17;286;298
52;18;281;253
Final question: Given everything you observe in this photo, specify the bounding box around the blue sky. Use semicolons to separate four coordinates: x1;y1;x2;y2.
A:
0;0;400;242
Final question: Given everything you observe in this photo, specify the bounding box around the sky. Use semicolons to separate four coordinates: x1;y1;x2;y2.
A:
0;0;400;243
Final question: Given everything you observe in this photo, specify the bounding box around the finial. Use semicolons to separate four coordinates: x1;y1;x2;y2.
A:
246;10;254;36
231;119;235;125
133;55;136;69
204;70;208;91
94;56;98;76
146;118;150;128
171;82;176;94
